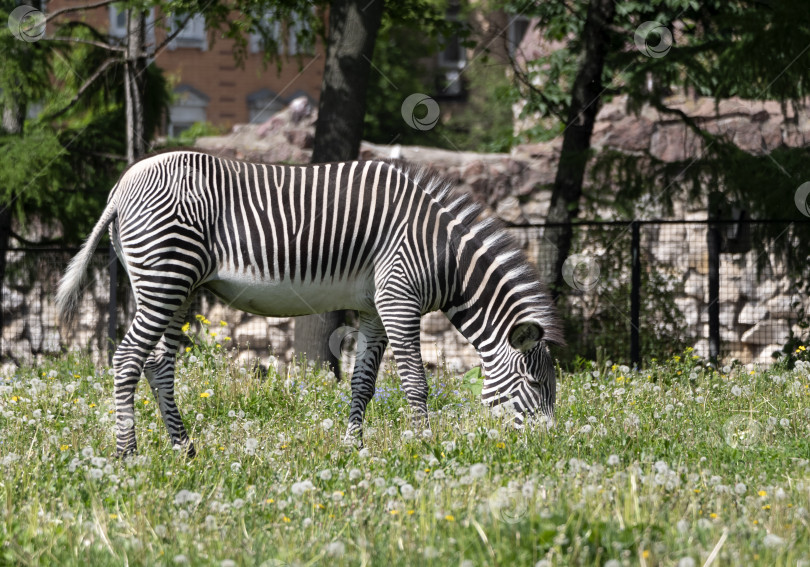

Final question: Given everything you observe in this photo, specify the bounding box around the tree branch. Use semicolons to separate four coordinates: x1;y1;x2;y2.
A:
45;0;118;23
151;13;197;55
42;57;118;121
42;36;125;53
506;45;569;125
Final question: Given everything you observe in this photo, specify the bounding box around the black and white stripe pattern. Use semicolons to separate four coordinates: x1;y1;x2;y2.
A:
57;150;563;456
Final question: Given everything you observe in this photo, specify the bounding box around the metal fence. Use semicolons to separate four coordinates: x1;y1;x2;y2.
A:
1;219;808;369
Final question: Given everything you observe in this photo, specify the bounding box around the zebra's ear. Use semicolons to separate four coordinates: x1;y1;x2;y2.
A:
508;321;544;353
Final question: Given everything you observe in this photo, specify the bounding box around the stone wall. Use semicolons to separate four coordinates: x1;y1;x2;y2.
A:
3;93;808;372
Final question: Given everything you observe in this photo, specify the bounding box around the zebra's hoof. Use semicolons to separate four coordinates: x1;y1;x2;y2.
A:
115;447;137;460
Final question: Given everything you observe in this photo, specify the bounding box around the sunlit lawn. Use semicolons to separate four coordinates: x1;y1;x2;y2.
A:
2;324;809;566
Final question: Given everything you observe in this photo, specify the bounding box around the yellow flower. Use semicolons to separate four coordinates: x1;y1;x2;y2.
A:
496;442;505;449
89;403;96;408
195;314;205;321
710;513;718;519
642;550;650;559
60;445;69;451
762;505;771;510
219;320;228;327
215;344;221;349
224;337;232;342
109;514;118;520
266;498;275;504
210;332;217;338
143;400;149;405
11;396;18;402
181;322;190;333
203;318;211;326
758;490;767;497
407;510;414;515
282;516;291;523
185;347;191;353
445;515;455;521
74;374;80;378
389;510;399;515
200;392;211;398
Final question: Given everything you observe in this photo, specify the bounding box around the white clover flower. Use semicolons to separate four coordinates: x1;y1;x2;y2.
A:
232;498;245;509
302;517;313;528
423;546;439;559
580;424;593;434
400;484;415;499
173;554;188;564
349;468;362;482
91;456;106;468
605;560;621;567
441;440;456;452
487;429;500;440
321;418;334;431
470;463;488;479
48;370;58;379
731;385;742;397
32;409;42;420
89;468;103;480
735;482;747;495
319;469;333;481
401;430;414;441
386;486;398;497
81;446;94;459
246;438;259;454
678;558;696;567
607;454;620;466
677;519;689;534
230;462;242;473
358;448;371;459
221;560;236;567
780;418;790;428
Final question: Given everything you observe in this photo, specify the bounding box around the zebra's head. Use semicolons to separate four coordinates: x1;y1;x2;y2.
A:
480;320;557;427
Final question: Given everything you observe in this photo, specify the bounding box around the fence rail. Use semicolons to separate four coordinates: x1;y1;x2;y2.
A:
1;219;808;369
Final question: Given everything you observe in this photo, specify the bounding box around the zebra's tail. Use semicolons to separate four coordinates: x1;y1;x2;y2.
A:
56;188;120;326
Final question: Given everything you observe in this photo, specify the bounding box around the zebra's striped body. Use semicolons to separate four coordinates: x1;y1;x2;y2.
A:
57;150;562;457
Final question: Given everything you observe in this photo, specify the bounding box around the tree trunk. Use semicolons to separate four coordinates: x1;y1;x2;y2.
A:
540;0;615;298
293;0;384;374
0;9;32;350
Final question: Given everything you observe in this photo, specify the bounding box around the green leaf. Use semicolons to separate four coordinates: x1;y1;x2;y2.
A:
461;366;483;397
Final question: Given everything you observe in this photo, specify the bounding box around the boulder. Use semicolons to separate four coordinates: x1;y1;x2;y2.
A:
740;320;791;345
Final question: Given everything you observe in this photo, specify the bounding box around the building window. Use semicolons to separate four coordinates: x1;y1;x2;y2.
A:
168;85;209;137
249;10;283;54
247;89;287;123
436;1;465;97
250;9;313;55
287;10;313;56
169;13;207;50
108;6;155;43
507;15;531;56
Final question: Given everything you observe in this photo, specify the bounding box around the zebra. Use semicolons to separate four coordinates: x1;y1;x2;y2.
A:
56;150;563;457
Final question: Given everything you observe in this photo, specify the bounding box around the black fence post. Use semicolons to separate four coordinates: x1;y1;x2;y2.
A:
108;242;117;366
707;199;722;363
630;220;641;366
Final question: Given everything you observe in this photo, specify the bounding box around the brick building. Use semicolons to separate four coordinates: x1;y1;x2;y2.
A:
46;0;325;134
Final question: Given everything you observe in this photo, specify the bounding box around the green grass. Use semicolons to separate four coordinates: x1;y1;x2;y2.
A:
2;332;810;566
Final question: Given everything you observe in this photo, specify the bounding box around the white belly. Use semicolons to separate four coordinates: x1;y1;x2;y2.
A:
203;271;375;316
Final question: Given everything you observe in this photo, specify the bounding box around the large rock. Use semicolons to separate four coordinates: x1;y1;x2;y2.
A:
740;320;791;345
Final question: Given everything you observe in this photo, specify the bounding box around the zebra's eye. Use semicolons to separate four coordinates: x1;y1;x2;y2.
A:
508;321;543;353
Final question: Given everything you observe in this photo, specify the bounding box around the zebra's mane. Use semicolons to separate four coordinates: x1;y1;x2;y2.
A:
395;162;564;346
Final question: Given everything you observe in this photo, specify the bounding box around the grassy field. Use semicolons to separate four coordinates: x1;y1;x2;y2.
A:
1;322;809;566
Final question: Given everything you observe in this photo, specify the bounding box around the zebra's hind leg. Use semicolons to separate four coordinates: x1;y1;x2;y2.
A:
144;299;195;458
113;281;192;458
376;298;430;434
343;312;388;447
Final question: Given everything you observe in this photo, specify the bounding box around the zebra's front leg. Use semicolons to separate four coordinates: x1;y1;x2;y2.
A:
144;302;195;457
377;299;430;433
343;312;388;447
